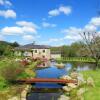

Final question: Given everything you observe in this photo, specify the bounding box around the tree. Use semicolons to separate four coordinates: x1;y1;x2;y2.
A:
11;42;19;47
80;32;100;68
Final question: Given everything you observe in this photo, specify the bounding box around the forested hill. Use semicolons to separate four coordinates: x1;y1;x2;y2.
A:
0;41;19;56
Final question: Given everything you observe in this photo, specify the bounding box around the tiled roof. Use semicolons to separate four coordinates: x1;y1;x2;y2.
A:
15;43;50;50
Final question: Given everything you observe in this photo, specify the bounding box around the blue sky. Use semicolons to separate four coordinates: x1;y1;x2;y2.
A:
0;0;100;46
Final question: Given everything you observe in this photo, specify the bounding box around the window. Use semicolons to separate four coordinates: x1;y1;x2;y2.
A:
43;49;45;53
43;63;45;66
42;55;45;58
35;50;37;53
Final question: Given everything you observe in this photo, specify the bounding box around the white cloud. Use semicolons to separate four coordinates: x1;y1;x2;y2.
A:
48;9;60;16
1;26;24;35
16;21;39;34
84;17;100;32
0;9;16;18
48;6;72;17
0;0;12;6
61;17;100;42
22;27;37;34
90;17;100;26
61;27;83;42
42;22;56;28
42;16;100;46
16;21;39;29
5;0;12;6
59;6;71;15
84;24;97;32
22;35;34;41
0;21;39;36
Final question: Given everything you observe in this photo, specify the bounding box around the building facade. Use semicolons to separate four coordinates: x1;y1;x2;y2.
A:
14;43;51;60
51;51;61;59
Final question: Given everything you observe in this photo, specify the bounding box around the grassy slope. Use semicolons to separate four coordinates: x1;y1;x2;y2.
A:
82;70;100;100
57;57;96;63
0;59;37;90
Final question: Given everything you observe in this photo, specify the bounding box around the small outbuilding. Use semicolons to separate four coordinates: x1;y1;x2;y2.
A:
51;51;61;59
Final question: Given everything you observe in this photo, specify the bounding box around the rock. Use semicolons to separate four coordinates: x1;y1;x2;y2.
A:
21;90;27;99
77;88;86;96
55;63;65;69
77;88;86;100
77;74;86;86
21;98;26;100
8;97;19;100
62;86;72;92
87;77;95;87
70;72;78;79
58;95;70;100
25;85;31;91
68;83;77;89
60;75;72;80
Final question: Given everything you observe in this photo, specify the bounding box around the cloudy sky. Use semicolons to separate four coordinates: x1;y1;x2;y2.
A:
0;0;100;46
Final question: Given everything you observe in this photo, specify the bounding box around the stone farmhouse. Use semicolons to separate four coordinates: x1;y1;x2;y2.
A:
14;43;61;60
14;43;51;60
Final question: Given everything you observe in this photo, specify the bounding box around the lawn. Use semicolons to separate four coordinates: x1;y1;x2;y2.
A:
82;70;100;100
56;57;97;63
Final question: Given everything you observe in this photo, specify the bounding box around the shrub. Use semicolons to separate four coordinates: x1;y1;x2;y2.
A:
0;77;7;90
0;61;24;83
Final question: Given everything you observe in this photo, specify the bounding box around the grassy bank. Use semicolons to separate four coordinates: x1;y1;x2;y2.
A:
81;70;100;100
56;57;97;63
0;58;37;99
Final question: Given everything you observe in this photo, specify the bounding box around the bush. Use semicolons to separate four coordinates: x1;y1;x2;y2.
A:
0;77;7;90
0;61;24;83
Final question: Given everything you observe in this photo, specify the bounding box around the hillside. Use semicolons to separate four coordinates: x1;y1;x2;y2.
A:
0;41;19;56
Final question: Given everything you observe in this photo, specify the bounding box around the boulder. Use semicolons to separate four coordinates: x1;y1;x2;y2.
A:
87;77;95;87
8;97;19;100
77;88;86;96
21;90;27;99
58;95;70;100
68;83;77;89
62;86;72;92
55;63;65;69
77;88;86;100
60;75;72;80
70;72;78;79
77;74;86;86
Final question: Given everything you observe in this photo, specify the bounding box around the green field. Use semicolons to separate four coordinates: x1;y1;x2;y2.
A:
82;70;100;100
56;57;98;63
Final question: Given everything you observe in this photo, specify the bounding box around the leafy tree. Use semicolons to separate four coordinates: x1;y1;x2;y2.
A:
80;32;100;68
11;42;20;47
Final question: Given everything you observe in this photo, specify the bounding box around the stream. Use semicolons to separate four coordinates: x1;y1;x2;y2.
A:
27;61;95;100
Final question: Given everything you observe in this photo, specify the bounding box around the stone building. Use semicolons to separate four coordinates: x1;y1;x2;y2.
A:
14;43;51;60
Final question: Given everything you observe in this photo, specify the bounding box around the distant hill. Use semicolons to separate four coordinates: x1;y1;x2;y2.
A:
0;41;19;47
0;41;19;56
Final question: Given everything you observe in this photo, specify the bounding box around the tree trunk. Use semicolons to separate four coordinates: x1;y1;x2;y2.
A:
95;59;99;70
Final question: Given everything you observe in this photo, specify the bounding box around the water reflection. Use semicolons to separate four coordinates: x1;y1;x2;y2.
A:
37;61;51;68
27;88;62;100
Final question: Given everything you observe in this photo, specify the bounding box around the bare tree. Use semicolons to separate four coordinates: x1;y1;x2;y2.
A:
80;32;100;68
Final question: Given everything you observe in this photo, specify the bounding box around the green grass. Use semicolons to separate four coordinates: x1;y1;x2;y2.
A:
56;57;97;63
0;58;37;90
81;70;100;100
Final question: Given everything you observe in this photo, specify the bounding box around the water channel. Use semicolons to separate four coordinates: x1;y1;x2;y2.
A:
27;62;95;100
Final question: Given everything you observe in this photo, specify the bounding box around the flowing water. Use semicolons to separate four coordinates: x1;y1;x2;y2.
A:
27;62;95;100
